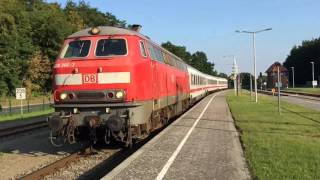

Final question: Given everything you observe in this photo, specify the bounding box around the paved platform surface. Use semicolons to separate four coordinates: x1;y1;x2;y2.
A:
103;91;250;180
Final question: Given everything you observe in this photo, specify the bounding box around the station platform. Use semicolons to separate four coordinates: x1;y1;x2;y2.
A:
102;91;250;180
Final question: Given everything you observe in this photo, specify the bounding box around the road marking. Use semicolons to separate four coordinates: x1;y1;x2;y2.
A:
156;93;217;180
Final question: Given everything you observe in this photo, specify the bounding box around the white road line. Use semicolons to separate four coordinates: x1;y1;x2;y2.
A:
156;93;218;180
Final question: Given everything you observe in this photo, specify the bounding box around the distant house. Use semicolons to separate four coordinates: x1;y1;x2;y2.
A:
265;62;289;89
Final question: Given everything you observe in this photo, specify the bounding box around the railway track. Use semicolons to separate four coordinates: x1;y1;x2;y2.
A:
21;145;91;180
17;120;168;180
258;90;320;101
0;121;48;138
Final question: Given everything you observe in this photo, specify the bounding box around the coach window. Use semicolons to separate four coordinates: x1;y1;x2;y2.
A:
96;39;127;56
139;41;147;57
63;40;91;58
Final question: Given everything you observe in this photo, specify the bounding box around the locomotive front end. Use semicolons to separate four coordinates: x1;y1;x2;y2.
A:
48;27;139;147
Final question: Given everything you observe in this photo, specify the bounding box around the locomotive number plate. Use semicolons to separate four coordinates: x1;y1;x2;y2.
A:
83;74;97;84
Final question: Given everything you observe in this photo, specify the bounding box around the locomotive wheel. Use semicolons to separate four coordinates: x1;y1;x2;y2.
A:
50;130;66;147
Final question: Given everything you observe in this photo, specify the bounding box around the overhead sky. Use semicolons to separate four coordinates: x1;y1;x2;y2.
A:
48;0;320;75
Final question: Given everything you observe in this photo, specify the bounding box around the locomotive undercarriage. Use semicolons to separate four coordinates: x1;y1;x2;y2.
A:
47;97;192;148
48;106;135;147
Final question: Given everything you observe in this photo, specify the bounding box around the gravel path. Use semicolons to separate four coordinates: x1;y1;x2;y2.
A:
0;129;83;180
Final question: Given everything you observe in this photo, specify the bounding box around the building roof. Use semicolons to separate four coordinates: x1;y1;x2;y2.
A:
265;62;288;73
68;26;147;39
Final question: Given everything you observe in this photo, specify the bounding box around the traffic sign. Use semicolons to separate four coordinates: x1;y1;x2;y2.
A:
16;88;26;100
312;81;318;86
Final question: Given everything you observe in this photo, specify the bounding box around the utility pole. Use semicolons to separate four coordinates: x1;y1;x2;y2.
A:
311;61;315;88
291;67;295;88
277;65;281;114
250;74;253;100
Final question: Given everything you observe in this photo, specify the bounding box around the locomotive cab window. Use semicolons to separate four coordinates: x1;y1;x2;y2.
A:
63;40;91;58
96;39;127;56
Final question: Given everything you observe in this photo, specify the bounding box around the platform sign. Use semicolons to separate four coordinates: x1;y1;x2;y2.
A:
16;88;26;100
312;81;318;86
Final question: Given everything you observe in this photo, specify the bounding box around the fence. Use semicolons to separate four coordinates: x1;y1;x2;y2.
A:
0;96;53;116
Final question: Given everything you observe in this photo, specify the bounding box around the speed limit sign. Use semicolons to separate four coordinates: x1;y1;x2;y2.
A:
16;88;26;100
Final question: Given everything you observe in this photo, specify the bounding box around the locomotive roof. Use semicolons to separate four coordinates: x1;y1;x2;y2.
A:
68;26;227;82
68;26;147;38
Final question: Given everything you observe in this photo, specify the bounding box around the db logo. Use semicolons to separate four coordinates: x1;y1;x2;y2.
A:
83;74;97;83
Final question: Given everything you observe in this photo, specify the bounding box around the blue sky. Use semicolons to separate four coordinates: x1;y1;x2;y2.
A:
48;0;320;75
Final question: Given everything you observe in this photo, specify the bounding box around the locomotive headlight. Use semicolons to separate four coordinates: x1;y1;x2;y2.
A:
115;91;124;99
60;93;68;100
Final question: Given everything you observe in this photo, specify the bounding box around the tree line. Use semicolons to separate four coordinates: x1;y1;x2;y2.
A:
161;41;227;78
0;0;224;97
283;37;320;86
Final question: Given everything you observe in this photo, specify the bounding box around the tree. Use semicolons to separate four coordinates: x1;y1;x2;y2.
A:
0;0;126;95
161;42;218;75
191;51;217;75
161;41;192;64
24;51;51;97
283;37;320;85
240;72;253;89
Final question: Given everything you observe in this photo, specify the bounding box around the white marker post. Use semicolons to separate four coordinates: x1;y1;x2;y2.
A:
277;66;281;115
16;88;26;115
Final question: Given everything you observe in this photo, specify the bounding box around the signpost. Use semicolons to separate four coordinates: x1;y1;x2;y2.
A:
16;88;26;115
312;80;318;87
277;66;281;115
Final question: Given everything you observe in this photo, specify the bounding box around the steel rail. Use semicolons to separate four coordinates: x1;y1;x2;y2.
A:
0;121;48;138
21;146;91;180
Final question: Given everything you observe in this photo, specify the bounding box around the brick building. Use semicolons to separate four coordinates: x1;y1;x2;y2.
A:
265;62;289;89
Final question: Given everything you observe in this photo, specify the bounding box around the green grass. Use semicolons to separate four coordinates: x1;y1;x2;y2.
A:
285;88;320;95
0;108;53;122
227;92;320;180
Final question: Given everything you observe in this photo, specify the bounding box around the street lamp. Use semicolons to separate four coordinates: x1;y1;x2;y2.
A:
311;61;315;88
236;27;272;103
291;67;295;88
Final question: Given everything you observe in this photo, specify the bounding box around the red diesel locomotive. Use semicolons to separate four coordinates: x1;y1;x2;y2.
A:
48;25;227;147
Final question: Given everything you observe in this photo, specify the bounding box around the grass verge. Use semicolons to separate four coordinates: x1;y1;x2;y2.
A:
0;108;53;122
227;91;320;180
